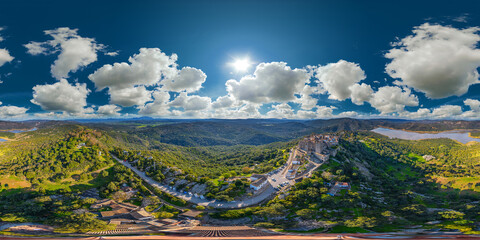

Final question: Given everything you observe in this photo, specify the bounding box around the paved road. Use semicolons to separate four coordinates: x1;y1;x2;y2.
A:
113;154;278;209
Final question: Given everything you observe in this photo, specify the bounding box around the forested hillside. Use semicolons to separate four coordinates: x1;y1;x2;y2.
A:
1;119;480;235
216;131;480;233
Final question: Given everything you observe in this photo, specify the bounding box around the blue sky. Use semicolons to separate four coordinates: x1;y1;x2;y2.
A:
0;0;479;119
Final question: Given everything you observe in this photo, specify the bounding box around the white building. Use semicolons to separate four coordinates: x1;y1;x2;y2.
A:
250;176;268;191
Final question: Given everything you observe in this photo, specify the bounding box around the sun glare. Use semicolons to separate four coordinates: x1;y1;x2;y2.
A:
229;57;253;73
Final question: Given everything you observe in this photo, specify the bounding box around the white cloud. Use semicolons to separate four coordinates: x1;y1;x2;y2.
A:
295;85;319;110
138;89;171;116
297;106;335;119
452;13;469;23
88;48;209;108
24;42;48;55
0;105;28;118
386;23;480;99
226;62;309;103
265;104;336;119
399;104;472;119
350;83;373;105
162;67;206;93
398;108;432;119
464;98;480;111
315;60;366;101
109;86;152;107
431;105;463;118
212;95;235;109
0;49;13;67
211;103;262;119
31;79;90;113
369;86;418;114
89;48;178;90
105;51;119;56
169;92;211;111
266;103;295;119
0;28;13;67
25;27;105;80
97;104;121;116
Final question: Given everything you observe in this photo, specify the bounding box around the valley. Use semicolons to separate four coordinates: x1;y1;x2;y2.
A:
0;119;480;238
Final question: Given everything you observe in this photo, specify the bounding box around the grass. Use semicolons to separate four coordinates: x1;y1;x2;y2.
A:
0;175;31;189
408;152;425;163
35;164;115;192
433;176;480;192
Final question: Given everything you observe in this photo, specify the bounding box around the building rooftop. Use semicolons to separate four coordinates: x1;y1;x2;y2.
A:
130;208;153;220
179;210;202;218
100;208;130;218
251;176;267;187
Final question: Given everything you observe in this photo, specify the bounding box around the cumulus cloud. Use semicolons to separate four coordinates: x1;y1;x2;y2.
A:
138;89;171;116
24;27;105;80
266;103;295;119
97;104;121;116
0;105;28;118
297;106;335;119
0;49;13;67
369;86;418;114
350;83;373;105
89;48;208;107
0;28;14;67
89;48;178;90
162;67;206;93
464;98;480;111
31;79;90;113
226;62;309;103
109;86;152;107
169;92;211;111
295;85;319;110
431;105;463;118
386;23;480;99
105;51;119;56
315;60;366;101
212;95;235;109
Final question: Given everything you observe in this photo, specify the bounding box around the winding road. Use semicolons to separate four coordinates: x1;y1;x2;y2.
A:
112;154;280;209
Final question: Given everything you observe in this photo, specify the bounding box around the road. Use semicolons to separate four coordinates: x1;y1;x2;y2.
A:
113;154;279;209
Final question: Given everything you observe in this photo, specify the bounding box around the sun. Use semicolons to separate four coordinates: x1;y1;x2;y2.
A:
229;57;253;73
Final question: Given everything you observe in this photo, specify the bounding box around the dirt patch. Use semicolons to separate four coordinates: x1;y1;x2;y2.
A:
0;175;31;188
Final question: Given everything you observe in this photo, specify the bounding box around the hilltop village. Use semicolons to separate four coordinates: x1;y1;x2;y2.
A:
1;134;346;236
65;134;345;235
2;120;480;236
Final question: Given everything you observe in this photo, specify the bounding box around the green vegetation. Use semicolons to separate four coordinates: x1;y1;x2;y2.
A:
211;131;480;233
2;119;480;234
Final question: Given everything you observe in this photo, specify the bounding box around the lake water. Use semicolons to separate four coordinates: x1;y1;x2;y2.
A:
8;127;37;133
371;127;480;144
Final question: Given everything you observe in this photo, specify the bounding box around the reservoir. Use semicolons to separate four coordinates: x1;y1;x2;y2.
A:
371;127;480;144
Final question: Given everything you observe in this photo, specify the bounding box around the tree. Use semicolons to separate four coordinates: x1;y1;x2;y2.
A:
439;210;465;220
296;209;315;219
255;203;286;218
112;191;128;202
107;182;117;192
344;216;377;228
53;213;114;233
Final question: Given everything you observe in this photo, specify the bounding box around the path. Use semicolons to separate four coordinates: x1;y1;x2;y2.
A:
112;154;278;209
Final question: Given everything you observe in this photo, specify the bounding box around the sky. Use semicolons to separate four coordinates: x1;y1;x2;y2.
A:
0;0;480;120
